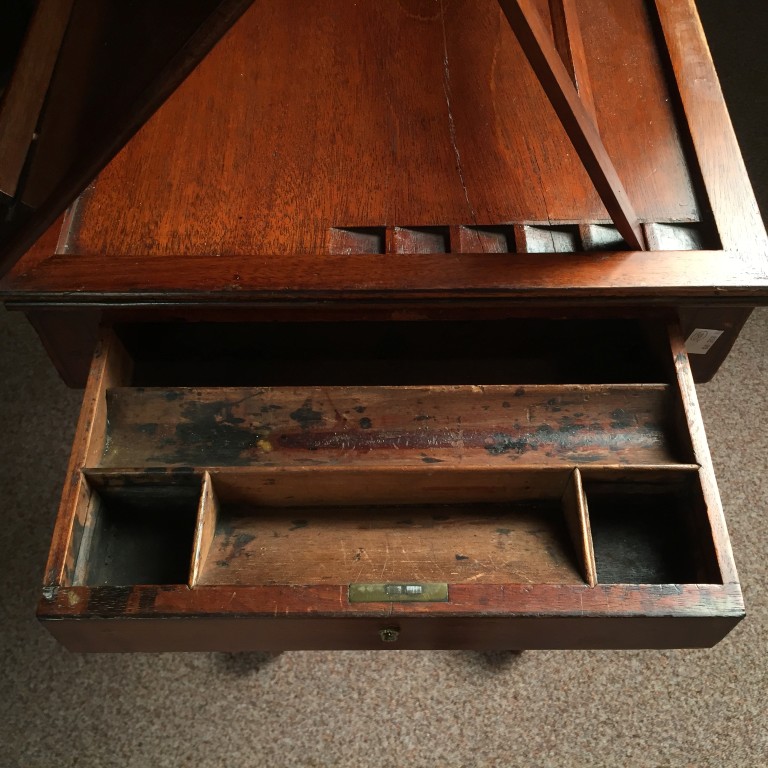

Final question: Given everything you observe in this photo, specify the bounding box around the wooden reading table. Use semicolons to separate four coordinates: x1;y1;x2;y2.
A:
0;0;766;651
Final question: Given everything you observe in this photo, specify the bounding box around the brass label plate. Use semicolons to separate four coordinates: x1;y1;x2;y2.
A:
348;583;449;603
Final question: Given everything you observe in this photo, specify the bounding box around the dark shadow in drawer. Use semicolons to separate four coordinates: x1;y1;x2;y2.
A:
72;476;200;587
583;472;721;585
116;319;669;387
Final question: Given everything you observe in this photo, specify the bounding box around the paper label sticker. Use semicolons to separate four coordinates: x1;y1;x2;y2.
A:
685;328;724;355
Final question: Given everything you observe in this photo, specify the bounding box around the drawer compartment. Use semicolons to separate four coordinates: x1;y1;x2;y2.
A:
38;320;743;651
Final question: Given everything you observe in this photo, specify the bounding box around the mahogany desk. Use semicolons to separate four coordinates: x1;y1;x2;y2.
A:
0;0;766;651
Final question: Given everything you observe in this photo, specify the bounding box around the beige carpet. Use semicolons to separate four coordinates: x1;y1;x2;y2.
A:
0;306;766;768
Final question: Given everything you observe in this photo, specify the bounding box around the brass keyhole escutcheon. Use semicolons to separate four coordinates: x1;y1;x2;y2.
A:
379;628;400;643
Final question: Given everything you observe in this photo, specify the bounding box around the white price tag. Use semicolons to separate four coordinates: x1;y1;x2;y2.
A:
685;328;724;355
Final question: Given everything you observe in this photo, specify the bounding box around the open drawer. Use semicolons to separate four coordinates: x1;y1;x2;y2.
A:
38;319;743;651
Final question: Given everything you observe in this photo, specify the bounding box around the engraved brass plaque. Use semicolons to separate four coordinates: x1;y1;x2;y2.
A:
348;583;449;603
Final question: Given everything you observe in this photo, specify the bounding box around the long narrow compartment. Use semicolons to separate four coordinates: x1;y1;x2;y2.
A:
100;383;686;469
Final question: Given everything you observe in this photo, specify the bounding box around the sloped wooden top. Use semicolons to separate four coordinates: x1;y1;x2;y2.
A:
3;0;767;303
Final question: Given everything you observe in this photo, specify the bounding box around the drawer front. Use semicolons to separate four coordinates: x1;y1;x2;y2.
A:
38;319;743;651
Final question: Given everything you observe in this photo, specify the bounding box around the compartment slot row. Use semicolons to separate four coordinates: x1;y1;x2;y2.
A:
69;465;721;590
327;222;708;255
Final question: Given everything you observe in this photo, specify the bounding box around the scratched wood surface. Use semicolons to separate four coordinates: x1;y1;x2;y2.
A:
99;384;681;468
54;0;698;260
196;501;583;586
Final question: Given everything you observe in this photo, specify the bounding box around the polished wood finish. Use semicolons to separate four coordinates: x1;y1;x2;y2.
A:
2;0;707;280
0;0;762;652
548;0;598;124
498;0;644;248
1;0;765;388
0;0;254;277
6;249;768;303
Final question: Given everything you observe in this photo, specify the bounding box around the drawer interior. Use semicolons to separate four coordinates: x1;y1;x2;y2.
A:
70;465;720;592
39;318;743;650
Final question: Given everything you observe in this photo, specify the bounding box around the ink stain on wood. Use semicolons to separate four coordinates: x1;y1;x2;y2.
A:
610;408;636;429
158;400;270;465
289;399;324;430
455;554;470;561
229;532;257;559
103;386;677;468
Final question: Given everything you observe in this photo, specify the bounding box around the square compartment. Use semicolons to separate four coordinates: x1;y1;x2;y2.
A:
71;475;201;586
583;473;721;584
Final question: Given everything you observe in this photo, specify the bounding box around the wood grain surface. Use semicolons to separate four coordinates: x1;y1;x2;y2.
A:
99;384;681;468
53;0;699;260
197;501;584;586
498;0;644;249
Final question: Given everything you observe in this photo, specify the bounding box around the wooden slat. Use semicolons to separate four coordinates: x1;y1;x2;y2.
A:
667;323;739;585
190;471;218;586
548;0;598;124
653;0;768;256
40;582;744;620
41;329;133;586
0;0;74;198
562;468;597;586
498;0;645;249
4;249;768;303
